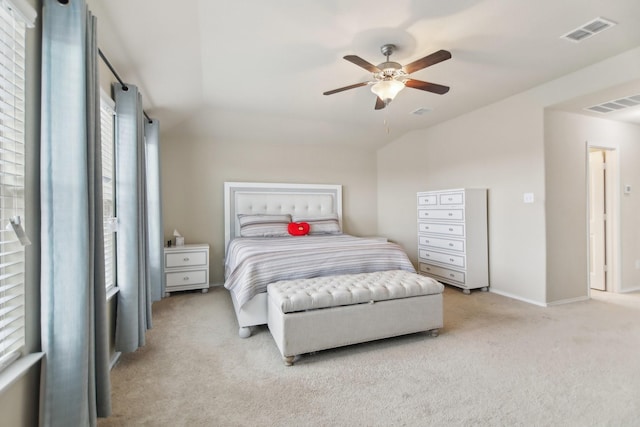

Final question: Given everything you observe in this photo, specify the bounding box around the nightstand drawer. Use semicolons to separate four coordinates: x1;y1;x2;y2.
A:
166;270;207;287
165;251;207;268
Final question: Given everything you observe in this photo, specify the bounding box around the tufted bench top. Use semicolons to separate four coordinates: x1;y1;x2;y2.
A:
267;270;444;314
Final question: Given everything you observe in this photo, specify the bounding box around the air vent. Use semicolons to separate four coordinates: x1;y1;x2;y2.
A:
561;17;616;43
585;94;640;114
411;107;431;115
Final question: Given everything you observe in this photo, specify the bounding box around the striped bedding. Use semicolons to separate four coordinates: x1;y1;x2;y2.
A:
224;234;416;307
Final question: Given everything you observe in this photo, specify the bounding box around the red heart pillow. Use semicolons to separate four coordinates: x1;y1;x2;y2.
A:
288;222;310;236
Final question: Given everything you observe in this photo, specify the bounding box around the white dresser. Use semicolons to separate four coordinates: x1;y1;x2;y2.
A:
417;189;489;294
163;243;210;296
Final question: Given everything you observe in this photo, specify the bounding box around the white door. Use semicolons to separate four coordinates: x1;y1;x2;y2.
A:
589;150;606;291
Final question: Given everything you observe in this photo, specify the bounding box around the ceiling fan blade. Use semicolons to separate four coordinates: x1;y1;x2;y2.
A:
403;49;451;74
343;55;381;73
323;81;369;96
404;78;450;95
374;96;386;110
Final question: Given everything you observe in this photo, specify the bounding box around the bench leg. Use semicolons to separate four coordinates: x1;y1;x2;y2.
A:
238;326;252;339
284;355;295;366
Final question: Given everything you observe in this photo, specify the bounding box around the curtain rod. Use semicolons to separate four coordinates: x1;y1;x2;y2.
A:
98;48;153;124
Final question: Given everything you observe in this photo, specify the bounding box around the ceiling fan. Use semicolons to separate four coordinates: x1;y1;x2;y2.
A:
323;44;451;110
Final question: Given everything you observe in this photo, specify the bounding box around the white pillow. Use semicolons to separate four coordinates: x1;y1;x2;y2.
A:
291;213;341;235
238;214;291;237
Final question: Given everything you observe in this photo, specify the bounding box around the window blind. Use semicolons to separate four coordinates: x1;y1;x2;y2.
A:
100;96;116;292
0;1;27;372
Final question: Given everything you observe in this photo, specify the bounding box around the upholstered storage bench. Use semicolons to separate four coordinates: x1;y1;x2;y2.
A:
267;270;444;366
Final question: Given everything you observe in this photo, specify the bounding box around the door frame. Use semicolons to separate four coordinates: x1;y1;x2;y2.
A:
585;142;621;294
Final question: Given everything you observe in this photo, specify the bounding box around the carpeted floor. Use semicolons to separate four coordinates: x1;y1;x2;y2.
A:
98;285;640;426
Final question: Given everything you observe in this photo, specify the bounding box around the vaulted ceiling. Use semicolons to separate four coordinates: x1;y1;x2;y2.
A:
87;0;640;148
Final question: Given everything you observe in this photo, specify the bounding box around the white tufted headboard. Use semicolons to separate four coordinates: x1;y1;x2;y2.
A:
223;182;343;253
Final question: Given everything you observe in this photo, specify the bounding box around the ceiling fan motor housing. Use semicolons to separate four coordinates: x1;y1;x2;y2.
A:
375;61;406;81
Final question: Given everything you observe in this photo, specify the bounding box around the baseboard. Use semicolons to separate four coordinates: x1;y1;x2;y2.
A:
109;352;121;370
489;288;547;307
619;286;640;293
546;295;590;306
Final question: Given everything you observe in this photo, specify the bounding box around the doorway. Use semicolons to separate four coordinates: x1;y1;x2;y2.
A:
586;146;618;293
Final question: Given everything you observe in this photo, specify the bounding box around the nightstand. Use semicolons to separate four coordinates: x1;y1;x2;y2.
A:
163;243;210;296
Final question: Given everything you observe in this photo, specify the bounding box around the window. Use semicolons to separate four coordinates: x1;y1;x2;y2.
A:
100;94;116;293
0;0;30;372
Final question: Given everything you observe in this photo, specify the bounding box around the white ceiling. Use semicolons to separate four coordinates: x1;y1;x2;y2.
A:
87;0;640;148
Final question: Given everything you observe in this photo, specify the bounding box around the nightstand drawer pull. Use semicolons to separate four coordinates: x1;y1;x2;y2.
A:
183;276;190;281
183;257;190;261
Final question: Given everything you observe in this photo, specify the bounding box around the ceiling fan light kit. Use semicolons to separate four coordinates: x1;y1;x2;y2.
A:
324;43;451;110
371;79;405;105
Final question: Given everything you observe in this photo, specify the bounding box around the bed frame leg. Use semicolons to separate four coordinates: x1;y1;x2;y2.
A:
284;356;295;366
238;326;252;339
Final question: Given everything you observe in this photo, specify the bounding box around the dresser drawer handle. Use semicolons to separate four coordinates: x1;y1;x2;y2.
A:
183;276;190;281
448;213;453;216
448;228;454;231
183;257;190;262
449;243;454;247
449;258;455;262
425;240;430;244
449;273;455;277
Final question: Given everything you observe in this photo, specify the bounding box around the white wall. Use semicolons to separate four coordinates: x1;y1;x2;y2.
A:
544;111;640;300
160;122;378;284
377;46;640;305
377;95;547;304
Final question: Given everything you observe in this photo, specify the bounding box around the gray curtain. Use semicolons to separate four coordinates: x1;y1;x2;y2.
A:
113;83;159;352
145;119;165;301
40;0;111;425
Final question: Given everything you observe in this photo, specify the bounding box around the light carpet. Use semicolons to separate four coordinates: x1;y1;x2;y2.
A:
98;285;640;426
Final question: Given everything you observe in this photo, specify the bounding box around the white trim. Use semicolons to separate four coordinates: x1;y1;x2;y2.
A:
0;352;43;393
109;351;121;370
100;88;115;111
489;288;547;307
0;0;36;27
106;286;119;302
546;295;590;306
619;286;640;293
585;142;621;294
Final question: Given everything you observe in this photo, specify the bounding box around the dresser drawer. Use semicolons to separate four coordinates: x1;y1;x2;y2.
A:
439;192;464;205
419;249;465;268
418;209;463;221
419;263;465;284
418;222;465;237
419;235;464;252
166;269;207;287
165;251;207;268
417;194;437;206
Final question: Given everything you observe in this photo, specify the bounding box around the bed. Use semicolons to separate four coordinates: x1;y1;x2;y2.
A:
223;182;416;338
